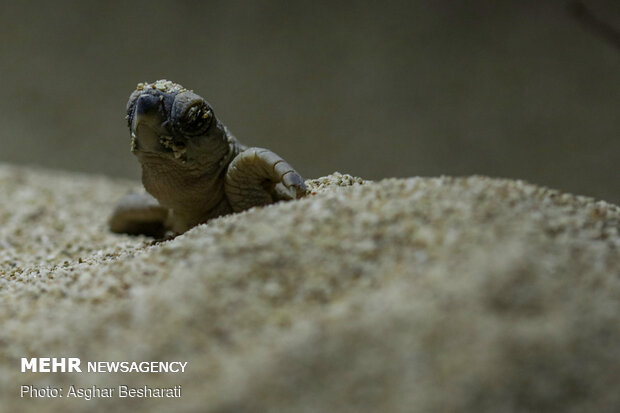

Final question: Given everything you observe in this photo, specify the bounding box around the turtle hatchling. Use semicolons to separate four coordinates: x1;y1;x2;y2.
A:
109;80;306;237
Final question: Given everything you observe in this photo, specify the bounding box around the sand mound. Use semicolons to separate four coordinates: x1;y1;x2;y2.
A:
0;164;618;412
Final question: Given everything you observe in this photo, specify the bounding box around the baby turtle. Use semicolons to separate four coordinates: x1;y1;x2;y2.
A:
109;80;306;237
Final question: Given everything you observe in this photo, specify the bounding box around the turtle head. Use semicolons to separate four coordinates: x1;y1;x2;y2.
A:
126;80;223;165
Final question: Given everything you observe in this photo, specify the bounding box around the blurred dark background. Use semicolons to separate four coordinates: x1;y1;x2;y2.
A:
0;1;618;202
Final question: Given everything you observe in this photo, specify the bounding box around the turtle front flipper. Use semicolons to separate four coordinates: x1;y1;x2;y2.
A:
108;191;171;238
225;147;306;213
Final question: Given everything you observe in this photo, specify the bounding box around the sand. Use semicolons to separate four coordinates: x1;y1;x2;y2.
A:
0;163;618;412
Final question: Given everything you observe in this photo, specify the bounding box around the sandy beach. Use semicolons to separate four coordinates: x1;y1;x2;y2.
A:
1;164;619;412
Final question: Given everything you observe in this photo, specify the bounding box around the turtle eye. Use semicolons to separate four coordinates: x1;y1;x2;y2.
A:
182;102;212;135
172;91;214;136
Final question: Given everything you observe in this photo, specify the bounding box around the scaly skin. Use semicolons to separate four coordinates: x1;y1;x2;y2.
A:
109;80;306;236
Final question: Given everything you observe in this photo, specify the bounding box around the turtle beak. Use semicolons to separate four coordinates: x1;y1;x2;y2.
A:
132;94;164;133
131;94;168;153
